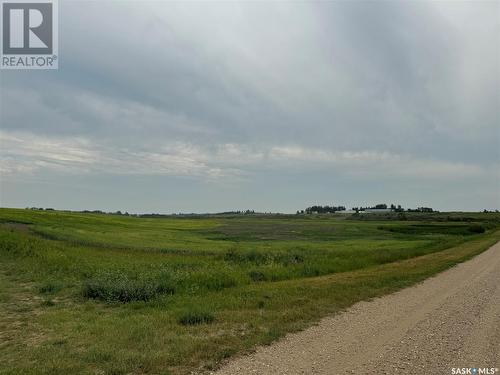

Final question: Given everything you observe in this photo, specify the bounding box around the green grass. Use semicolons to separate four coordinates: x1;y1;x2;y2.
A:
82;270;176;303
178;307;215;326
0;207;499;374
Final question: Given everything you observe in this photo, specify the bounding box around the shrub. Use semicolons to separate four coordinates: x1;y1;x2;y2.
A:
178;308;215;325
249;270;267;282
468;224;485;234
83;271;175;303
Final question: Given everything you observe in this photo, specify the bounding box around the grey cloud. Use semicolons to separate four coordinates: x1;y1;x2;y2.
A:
1;1;498;211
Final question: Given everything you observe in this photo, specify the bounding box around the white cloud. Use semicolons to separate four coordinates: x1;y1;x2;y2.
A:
1;131;494;184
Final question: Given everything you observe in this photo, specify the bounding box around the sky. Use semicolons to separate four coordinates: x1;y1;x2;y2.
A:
0;1;499;213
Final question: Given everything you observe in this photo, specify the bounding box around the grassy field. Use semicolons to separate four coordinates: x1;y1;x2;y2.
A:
1;208;499;374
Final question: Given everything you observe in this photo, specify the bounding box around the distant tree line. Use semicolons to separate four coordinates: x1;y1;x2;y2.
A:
351;204;403;212
26;205;459;217
299;204;436;214
303;205;346;214
25;207;259;217
213;210;256;215
406;207;434;213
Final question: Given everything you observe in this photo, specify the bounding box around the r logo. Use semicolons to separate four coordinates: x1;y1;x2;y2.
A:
2;2;53;54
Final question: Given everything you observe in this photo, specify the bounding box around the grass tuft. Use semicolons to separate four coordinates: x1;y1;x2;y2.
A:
38;280;63;294
82;271;175;303
178;307;215;325
41;298;55;307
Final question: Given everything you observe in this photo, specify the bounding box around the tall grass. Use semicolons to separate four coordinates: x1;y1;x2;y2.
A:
83;271;176;302
177;306;215;325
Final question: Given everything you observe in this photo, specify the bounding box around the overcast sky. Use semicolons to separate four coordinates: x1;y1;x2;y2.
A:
1;1;499;213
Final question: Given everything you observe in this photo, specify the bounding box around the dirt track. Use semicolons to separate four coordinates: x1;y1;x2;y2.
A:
215;241;500;374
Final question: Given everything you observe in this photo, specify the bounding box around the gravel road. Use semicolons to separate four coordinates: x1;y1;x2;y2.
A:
215;241;500;375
